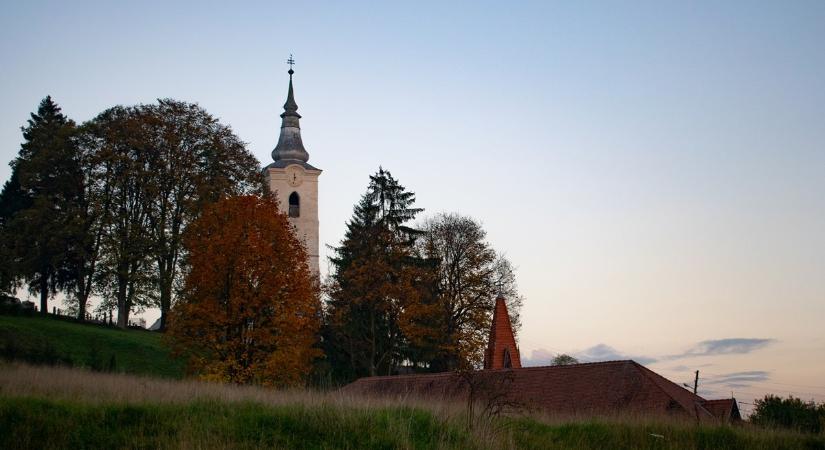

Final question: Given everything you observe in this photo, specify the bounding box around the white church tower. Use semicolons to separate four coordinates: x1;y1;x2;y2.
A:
264;59;321;275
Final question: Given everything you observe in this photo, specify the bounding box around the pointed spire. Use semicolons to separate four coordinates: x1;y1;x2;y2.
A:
282;67;300;118
272;55;309;163
483;295;522;370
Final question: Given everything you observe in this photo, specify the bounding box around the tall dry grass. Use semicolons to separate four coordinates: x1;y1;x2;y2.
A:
2;362;823;450
0;361;460;414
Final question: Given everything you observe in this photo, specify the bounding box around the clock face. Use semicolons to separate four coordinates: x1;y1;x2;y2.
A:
286;166;303;187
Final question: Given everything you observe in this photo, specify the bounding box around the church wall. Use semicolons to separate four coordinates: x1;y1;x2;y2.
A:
266;165;321;276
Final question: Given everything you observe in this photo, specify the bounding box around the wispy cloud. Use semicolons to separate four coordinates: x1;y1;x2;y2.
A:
667;338;776;360
705;371;771;386
522;348;556;367
523;338;775;369
522;344;656;367
576;344;657;365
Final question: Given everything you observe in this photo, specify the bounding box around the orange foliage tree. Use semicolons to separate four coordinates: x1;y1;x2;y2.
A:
167;195;320;386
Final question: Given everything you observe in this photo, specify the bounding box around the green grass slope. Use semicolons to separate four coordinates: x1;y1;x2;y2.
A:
1;396;823;450
0;314;183;378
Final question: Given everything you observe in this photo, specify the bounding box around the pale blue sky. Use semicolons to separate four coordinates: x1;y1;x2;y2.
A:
2;1;825;410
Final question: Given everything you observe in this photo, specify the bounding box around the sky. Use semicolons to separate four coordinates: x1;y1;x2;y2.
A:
2;1;824;412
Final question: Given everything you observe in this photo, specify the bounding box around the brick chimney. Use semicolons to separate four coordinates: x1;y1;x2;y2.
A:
483;295;521;370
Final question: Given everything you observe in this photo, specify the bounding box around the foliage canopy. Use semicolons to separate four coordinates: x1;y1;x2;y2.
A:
167;195;320;386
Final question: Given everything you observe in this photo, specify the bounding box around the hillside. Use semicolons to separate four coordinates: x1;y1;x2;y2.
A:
0;314;183;378
1;364;823;450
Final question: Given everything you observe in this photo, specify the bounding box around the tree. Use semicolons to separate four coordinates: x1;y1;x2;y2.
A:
1;97;81;314
167;195;320;386
0;170;30;293
551;354;579;366
140;100;264;331
750;395;824;433
78;100;265;328
324;168;434;382
416;213;522;371
85;105;155;327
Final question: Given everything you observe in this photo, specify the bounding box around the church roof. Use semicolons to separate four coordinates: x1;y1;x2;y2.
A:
342;360;737;422
271;64;311;164
263;160;320;171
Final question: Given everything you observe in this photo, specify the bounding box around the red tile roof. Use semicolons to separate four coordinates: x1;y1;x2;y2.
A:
343;360;734;421
701;399;742;422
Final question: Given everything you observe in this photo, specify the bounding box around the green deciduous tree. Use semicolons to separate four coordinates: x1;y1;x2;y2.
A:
551;354;579;366
79;100;265;328
750;395;825;433
417;213;522;371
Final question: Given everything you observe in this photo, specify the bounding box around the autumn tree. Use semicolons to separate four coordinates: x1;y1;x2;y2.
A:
167;195;320;386
0;97;82;314
324;168;436;382
417;213;522;371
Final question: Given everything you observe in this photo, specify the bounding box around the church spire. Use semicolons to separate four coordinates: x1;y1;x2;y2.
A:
483;295;522;370
272;54;309;163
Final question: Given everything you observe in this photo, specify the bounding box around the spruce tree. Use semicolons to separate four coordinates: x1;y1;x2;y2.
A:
3;96;82;314
0;170;31;292
324;168;436;382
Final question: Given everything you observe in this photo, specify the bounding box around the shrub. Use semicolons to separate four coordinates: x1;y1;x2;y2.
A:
750;395;825;433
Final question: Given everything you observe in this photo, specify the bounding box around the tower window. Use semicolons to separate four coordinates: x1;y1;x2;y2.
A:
503;348;512;368
288;192;300;218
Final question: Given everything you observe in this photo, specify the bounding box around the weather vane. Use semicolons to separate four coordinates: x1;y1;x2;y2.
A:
287;54;295;71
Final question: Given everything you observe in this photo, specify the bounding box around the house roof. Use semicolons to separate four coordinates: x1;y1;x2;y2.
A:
343;360;733;421
701;398;742;422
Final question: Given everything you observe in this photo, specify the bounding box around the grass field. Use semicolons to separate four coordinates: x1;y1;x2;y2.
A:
0;314;183;378
1;363;823;450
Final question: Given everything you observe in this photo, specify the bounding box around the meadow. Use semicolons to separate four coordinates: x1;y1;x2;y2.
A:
0;314;183;378
1;363;823;450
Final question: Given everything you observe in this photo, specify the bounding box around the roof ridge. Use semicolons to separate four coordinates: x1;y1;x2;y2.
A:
630;361;716;420
519;359;634;370
354;360;639;382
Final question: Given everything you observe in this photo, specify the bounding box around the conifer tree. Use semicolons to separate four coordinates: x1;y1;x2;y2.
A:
325;168;436;381
2;97;81;313
0;170;30;293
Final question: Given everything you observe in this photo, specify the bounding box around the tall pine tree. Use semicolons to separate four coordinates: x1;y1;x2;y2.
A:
2;96;82;313
324;168;437;382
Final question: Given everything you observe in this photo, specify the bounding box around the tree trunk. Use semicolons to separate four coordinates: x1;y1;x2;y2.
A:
158;264;172;331
39;274;48;315
77;296;86;321
116;271;128;328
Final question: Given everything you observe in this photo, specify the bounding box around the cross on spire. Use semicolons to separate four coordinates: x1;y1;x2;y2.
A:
286;54;295;76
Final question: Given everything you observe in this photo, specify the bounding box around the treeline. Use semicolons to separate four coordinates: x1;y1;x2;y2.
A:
1;97;521;386
164;167;522;386
0;97;265;329
321;168;521;383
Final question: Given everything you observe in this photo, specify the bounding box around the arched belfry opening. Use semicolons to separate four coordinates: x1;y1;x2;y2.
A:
289;192;300;218
503;348;512;368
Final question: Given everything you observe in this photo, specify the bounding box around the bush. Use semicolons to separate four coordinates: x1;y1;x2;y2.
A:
750;395;825;433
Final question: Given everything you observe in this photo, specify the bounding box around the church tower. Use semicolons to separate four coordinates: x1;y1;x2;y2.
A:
265;60;322;275
483;296;522;370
